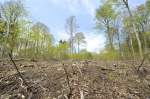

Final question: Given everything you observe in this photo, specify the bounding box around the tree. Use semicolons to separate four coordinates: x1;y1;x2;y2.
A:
122;15;136;58
28;22;53;59
113;15;124;58
65;16;78;55
135;4;150;53
54;40;69;60
74;32;86;53
0;0;26;56
96;2;117;50
112;0;144;58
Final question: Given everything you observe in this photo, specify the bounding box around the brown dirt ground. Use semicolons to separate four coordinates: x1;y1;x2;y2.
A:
0;60;150;99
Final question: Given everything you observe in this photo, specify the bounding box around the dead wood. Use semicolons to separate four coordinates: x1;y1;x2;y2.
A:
1;60;150;99
0;58;26;62
8;53;28;86
137;53;150;72
62;63;73;99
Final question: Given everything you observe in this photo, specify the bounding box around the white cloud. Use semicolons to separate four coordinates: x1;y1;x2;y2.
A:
85;33;105;53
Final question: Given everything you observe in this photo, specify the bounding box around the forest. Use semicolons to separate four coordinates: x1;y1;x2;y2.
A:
0;0;150;99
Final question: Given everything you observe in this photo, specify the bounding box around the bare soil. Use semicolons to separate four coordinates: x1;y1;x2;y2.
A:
0;60;150;99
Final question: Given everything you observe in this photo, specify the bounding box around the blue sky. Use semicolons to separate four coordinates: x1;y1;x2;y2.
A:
0;0;146;52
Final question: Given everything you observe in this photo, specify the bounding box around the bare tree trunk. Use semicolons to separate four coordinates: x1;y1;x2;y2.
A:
2;49;5;58
66;16;77;55
25;40;28;58
123;0;143;59
107;25;114;50
70;18;74;55
117;31;123;58
144;36;148;53
78;39;80;53
128;34;135;59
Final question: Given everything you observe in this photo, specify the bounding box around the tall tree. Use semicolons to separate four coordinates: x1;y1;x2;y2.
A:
112;0;144;58
65;16;78;55
135;4;150;53
96;2;117;50
29;22;52;59
113;15;124;58
122;15;136;57
74;32;86;53
0;0;26;56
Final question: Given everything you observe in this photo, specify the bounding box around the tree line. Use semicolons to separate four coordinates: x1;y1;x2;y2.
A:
0;0;89;60
95;0;150;60
0;0;150;60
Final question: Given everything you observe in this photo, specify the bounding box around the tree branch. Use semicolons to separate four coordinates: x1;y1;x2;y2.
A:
8;53;27;86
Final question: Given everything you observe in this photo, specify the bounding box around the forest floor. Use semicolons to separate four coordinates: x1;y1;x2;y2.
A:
0;59;150;99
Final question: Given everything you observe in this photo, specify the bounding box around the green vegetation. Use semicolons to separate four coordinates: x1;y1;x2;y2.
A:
0;0;150;60
95;0;150;60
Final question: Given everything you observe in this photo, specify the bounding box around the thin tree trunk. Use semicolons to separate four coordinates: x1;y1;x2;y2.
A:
78;39;80;53
107;25;114;50
117;32;123;58
123;0;143;59
128;32;135;58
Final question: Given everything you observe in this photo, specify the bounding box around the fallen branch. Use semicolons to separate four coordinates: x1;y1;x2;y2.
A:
0;58;26;62
8;53;28;86
72;63;83;76
79;89;84;99
62;63;72;99
137;52;150;72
